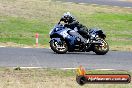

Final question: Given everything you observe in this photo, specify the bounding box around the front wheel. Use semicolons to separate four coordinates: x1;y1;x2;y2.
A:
50;39;68;54
94;39;109;55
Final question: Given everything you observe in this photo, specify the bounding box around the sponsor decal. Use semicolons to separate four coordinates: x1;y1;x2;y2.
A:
76;66;131;85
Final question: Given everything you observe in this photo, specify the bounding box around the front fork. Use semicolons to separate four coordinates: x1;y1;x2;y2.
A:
50;38;61;43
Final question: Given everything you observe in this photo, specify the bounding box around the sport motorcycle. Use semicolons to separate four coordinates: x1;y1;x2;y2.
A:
49;23;109;55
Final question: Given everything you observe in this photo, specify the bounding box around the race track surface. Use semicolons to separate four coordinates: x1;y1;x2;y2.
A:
58;0;132;7
0;48;132;70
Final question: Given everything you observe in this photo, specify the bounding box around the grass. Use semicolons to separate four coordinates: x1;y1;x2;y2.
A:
0;0;132;50
0;67;131;88
0;16;50;46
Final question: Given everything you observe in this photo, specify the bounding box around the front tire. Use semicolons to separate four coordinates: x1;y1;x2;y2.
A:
50;39;68;54
94;39;109;55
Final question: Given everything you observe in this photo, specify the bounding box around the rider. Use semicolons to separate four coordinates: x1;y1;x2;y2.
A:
58;12;89;39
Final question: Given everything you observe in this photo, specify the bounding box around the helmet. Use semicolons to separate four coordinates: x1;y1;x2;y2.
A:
63;12;72;17
63;12;73;23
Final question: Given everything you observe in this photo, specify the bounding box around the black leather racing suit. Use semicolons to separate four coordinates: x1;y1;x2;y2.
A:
60;17;89;39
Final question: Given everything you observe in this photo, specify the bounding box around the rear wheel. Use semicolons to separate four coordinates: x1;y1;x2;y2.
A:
50;39;68;54
94;39;109;55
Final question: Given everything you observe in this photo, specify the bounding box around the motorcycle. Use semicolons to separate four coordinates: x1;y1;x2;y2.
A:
49;23;109;55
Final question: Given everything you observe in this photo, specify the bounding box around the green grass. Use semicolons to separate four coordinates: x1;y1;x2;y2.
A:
0;67;131;88
0;0;132;50
0;16;50;45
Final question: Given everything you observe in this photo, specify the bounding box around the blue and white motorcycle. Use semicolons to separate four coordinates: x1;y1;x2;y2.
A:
49;23;109;55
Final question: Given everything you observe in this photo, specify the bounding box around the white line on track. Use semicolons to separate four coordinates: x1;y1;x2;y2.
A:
23;47;32;48
11;67;132;71
60;68;77;70
124;7;132;8
91;4;98;5
78;3;87;5
0;46;6;47
13;67;43;69
94;69;116;70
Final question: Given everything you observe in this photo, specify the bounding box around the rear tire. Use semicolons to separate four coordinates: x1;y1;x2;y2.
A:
50;39;68;54
94;39;109;55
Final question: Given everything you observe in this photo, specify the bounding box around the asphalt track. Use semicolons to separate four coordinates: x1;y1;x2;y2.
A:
58;0;132;8
0;48;132;70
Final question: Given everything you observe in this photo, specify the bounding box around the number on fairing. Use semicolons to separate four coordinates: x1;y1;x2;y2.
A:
60;30;68;38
